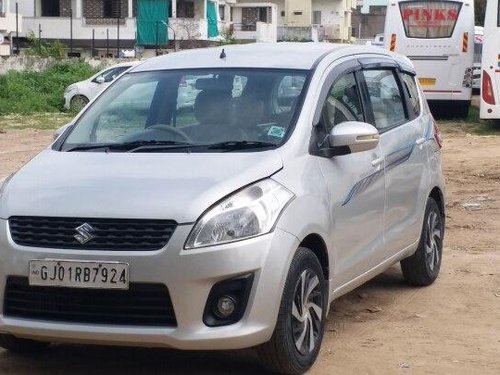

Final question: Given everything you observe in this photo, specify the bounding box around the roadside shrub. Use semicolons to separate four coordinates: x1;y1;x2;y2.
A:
0;61;98;115
24;32;66;60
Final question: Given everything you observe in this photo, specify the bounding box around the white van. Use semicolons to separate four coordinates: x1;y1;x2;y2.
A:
384;0;475;117
480;0;500;120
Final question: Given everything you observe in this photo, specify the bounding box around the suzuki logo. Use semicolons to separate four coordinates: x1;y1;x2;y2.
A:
74;223;96;245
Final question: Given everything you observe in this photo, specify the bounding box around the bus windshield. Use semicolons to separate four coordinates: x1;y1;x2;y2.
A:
399;1;462;38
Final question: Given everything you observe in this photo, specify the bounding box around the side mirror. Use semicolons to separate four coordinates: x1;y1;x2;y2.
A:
95;75;105;84
329;121;379;155
53;123;72;141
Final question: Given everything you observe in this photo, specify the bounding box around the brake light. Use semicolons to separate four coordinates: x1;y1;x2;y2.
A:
482;70;496;105
433;120;443;149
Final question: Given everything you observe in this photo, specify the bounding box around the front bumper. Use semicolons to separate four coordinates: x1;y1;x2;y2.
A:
0;219;299;350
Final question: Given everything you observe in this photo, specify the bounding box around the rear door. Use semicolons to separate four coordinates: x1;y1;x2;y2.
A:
359;61;429;259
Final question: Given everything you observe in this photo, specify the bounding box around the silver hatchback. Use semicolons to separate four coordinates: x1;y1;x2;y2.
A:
0;43;445;374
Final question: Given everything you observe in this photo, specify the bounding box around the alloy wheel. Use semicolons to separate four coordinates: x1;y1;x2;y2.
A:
291;269;324;356
425;210;442;272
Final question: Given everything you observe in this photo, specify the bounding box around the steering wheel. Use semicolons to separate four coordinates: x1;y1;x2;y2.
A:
147;124;192;143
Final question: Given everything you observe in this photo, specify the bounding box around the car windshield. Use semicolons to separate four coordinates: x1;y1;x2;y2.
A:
61;68;309;152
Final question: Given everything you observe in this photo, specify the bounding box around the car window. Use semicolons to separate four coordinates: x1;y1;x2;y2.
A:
63;69;309;151
363;69;407;130
321;72;364;133
401;73;421;117
79;80;158;143
100;66;129;83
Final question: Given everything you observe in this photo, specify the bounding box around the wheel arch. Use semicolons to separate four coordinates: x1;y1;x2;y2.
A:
429;186;445;220
299;233;329;282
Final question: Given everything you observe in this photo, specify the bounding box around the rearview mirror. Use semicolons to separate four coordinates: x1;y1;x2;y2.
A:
329;121;379;154
53;123;72;141
95;75;105;84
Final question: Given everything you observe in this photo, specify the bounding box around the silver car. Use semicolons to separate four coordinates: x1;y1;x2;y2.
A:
0;43;445;374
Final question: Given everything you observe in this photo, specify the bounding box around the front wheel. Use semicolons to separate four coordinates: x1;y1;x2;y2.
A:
70;95;89;112
401;197;444;286
257;247;326;375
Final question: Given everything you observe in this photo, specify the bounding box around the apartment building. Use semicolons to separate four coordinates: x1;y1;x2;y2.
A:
8;0;230;56
265;0;356;41
0;0;22;55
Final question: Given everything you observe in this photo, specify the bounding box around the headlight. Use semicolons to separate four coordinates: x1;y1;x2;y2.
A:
185;179;294;249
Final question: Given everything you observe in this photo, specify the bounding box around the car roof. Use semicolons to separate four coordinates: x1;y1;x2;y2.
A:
132;42;412;72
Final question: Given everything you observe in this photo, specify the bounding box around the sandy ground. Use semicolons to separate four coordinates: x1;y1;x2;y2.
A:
0;124;499;374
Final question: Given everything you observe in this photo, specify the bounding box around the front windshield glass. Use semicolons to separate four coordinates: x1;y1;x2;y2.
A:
61;69;309;152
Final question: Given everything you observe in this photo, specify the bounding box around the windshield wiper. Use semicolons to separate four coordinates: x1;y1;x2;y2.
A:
66;140;191;152
207;141;277;151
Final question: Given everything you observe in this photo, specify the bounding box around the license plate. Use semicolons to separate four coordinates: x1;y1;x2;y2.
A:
418;78;436;86
29;260;129;290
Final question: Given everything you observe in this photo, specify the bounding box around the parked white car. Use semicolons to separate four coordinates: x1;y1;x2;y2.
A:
64;61;141;111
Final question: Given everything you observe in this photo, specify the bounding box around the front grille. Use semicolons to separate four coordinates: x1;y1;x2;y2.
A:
4;277;177;327
9;216;177;251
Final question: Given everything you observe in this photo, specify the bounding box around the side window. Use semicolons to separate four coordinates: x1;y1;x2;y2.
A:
274;75;306;114
362;69;407;130
321;72;364;133
401;73;421;117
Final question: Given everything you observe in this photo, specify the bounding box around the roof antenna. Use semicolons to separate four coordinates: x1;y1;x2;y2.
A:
220;48;226;59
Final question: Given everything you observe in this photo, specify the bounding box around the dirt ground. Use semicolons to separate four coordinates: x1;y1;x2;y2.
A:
0;123;499;374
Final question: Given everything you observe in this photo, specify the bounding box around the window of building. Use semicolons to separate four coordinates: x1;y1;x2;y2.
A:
41;0;60;17
177;1;195;18
313;10;322;25
219;5;225;20
103;0;122;18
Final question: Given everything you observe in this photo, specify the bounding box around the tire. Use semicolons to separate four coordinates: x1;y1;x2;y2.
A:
257;247;327;375
401;197;444;286
70;95;89;112
0;334;49;354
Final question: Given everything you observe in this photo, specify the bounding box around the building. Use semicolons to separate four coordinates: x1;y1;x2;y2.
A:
11;0;229;56
0;0;22;56
351;0;386;40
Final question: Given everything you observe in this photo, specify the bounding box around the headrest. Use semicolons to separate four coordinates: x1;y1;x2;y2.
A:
194;91;232;124
195;78;233;91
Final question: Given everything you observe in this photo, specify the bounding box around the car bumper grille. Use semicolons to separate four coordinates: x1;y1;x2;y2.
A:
4;277;177;327
8;216;177;251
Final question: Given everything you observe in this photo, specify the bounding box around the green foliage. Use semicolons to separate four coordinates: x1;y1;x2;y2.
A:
219;27;238;45
24;32;66;59
0;61;98;115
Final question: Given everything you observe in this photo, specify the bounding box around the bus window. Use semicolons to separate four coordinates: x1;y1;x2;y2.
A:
399;1;462;38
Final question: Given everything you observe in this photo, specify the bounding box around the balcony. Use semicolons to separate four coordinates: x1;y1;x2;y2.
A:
0;11;21;33
20;17;136;40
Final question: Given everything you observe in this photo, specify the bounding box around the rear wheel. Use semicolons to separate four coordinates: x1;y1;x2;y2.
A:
401;197;444;286
70;95;89;112
257;247;326;375
0;334;49;354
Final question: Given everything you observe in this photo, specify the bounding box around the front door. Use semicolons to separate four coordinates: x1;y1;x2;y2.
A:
316;69;386;288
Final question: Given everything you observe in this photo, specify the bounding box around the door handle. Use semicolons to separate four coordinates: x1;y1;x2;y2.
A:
416;137;426;146
371;157;384;167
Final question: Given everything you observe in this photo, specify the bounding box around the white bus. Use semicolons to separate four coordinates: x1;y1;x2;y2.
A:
473;26;484;91
384;0;475;117
480;0;500;120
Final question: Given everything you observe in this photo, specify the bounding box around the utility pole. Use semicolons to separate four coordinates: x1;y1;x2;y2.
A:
15;2;19;54
116;0;121;57
70;2;74;54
